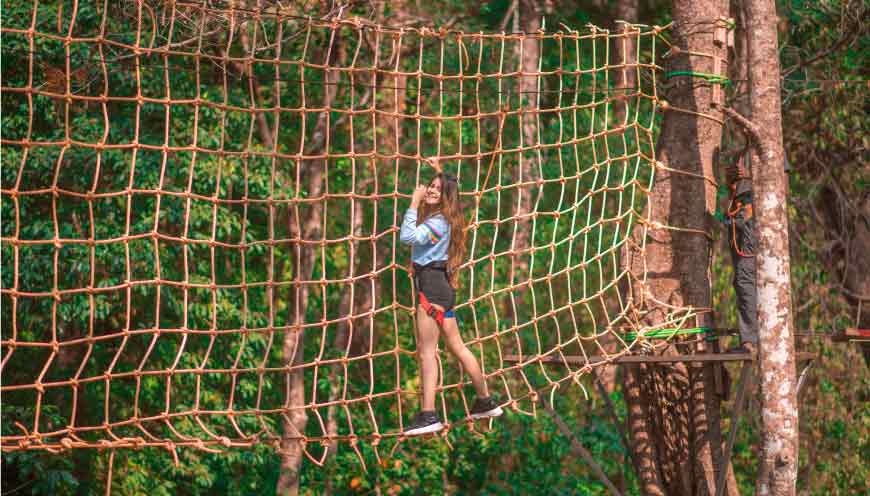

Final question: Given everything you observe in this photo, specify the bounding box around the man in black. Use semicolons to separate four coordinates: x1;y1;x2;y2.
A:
725;158;758;353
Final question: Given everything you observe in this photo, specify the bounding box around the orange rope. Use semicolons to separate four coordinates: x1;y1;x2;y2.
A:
0;4;727;460
726;197;755;258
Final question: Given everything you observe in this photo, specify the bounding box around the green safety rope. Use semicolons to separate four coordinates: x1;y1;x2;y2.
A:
624;326;716;342
665;71;731;86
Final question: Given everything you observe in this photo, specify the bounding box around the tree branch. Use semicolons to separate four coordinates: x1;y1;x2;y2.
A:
781;1;865;79
722;106;764;153
499;0;518;32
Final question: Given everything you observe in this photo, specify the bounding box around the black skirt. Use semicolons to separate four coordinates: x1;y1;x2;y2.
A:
412;261;455;312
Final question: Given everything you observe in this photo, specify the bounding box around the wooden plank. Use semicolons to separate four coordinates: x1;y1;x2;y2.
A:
846;328;870;340
504;351;816;365
829;328;870;342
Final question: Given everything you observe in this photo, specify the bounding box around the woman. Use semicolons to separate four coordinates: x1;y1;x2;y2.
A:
399;171;503;436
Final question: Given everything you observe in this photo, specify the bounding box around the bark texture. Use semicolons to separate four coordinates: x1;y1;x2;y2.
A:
744;0;799;494
624;0;734;494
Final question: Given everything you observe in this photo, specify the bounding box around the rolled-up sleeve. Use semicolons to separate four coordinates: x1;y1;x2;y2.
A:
400;209;446;246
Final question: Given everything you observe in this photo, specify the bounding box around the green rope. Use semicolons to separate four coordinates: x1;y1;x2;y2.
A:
665;71;731;86
624;326;715;342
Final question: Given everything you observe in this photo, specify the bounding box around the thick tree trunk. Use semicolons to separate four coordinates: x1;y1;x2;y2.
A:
744;0;798;494
624;0;731;494
623;363;666;495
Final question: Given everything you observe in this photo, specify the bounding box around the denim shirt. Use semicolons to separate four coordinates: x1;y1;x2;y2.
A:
399;209;450;266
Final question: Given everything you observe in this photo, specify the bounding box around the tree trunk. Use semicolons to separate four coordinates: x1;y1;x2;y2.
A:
276;33;341;496
323;183;368;496
744;0;798;494
612;0;639;124
510;0;542;321
325;6;410;485
624;0;731;494
847;197;870;365
227;21;312;494
623;362;666;494
817;190;870;364
597;0;641;396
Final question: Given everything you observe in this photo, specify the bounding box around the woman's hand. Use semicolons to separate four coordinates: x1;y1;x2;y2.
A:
410;185;427;209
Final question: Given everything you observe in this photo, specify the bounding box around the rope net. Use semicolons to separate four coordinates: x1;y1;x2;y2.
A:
1;1;700;461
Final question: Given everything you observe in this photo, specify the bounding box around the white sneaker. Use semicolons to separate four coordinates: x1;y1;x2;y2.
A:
469;397;504;420
405;411;444;436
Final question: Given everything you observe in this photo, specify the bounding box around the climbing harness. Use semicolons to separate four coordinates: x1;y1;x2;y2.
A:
726;195;755;258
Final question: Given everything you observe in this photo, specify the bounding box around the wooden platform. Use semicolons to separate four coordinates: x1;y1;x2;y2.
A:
830;327;870;342
504;351;817;365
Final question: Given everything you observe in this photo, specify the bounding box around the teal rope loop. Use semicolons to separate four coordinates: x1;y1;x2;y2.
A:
665;71;731;87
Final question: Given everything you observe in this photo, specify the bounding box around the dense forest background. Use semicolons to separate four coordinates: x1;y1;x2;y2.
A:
1;0;867;495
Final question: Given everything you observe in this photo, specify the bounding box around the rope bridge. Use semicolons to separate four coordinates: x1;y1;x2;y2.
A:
1;1;704;464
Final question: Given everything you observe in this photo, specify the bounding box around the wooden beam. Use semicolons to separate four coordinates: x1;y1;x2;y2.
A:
831;328;870;342
504;352;816;365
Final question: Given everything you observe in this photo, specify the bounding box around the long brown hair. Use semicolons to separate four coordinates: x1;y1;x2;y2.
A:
417;172;466;288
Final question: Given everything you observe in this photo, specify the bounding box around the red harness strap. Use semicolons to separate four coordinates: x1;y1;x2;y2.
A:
418;291;445;327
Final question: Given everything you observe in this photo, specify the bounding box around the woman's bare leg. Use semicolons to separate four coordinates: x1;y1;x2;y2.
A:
416;306;441;411
440;313;489;398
